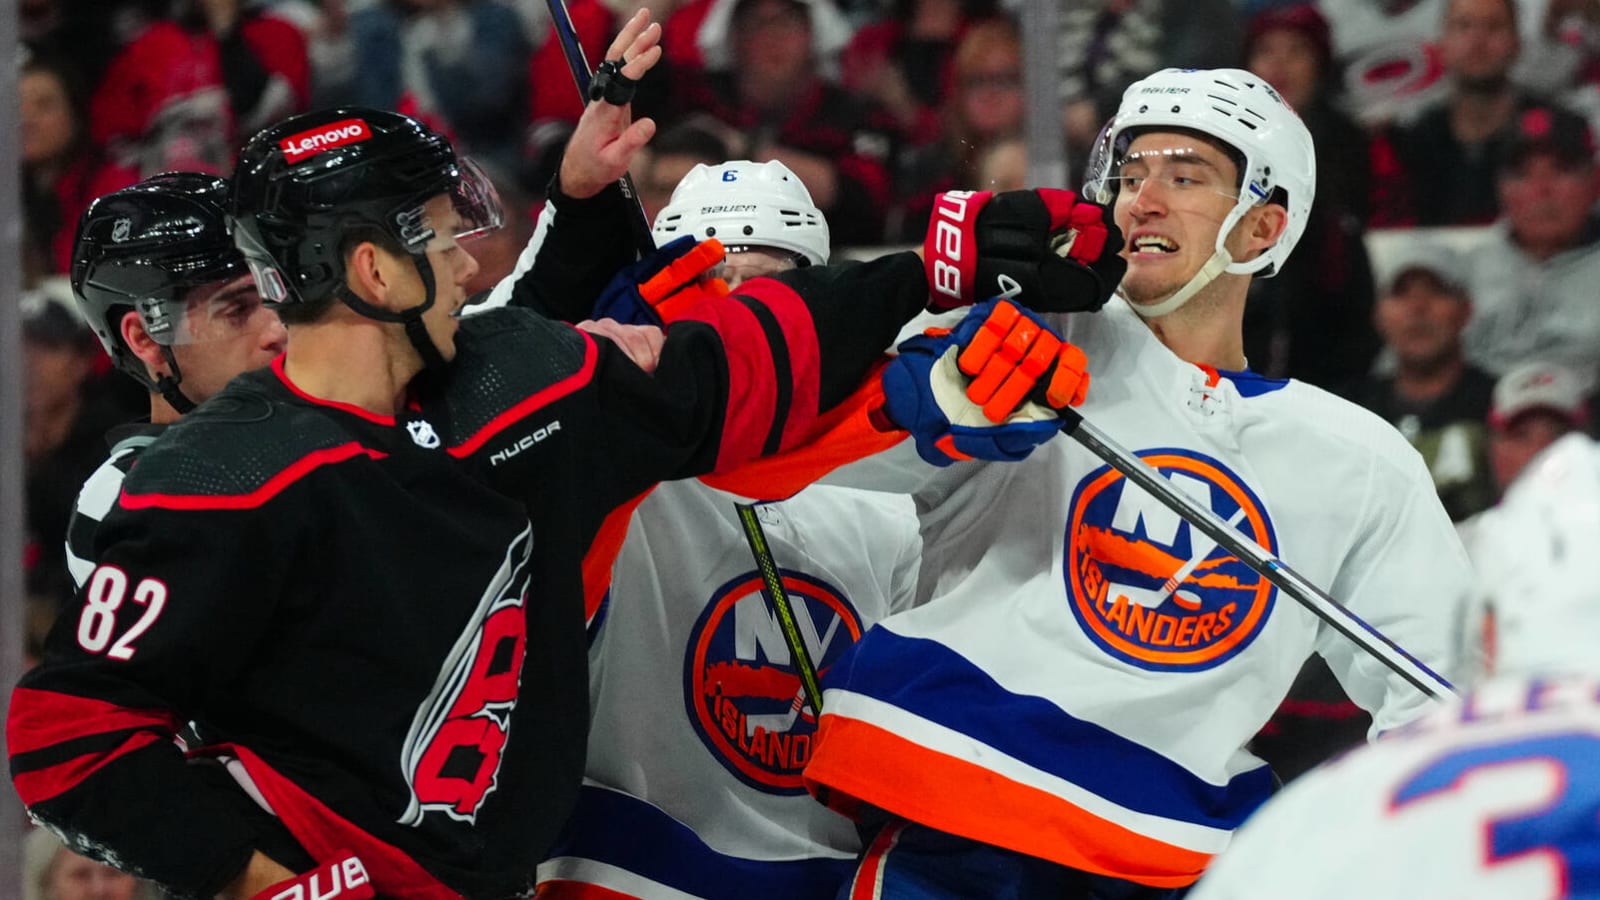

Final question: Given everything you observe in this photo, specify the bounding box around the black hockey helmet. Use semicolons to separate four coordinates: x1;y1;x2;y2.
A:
229;108;500;367
72;171;251;412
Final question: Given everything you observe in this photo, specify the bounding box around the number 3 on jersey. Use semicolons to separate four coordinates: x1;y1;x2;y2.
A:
1392;731;1600;895
76;565;168;661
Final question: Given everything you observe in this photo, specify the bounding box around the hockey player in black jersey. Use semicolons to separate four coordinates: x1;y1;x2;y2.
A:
63;172;288;589
8;14;1122;900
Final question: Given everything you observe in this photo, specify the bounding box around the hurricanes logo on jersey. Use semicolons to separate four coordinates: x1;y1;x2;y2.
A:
1064;448;1277;671
398;531;531;826
685;571;863;794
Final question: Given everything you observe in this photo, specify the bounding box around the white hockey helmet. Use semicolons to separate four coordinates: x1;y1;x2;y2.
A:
652;160;830;266
1083;68;1316;315
1473;433;1600;677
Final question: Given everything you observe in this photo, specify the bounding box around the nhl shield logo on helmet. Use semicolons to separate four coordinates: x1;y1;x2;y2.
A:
685;570;863;794
1065;449;1277;671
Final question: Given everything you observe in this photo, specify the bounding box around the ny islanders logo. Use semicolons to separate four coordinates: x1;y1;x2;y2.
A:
1066;448;1277;671
686;571;863;794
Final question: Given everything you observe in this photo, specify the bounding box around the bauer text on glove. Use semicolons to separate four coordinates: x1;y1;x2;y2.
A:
923;188;1126;313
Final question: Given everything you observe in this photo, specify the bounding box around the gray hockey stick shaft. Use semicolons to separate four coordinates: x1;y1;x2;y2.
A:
542;0;655;253
1058;410;1457;699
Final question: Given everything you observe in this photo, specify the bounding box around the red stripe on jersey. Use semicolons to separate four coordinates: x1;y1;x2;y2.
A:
738;279;823;455
847;820;907;900
7;688;178;754
12;732;166;806
272;356;397;425
221;744;461;899
680;299;780;471
701;370;903;500
449;331;599;459
120;444;387;510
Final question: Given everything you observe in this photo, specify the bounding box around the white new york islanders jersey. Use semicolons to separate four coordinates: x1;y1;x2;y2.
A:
807;298;1470;888
1191;672;1600;900
537;480;921;900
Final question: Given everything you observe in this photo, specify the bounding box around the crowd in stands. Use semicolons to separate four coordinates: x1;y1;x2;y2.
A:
16;0;1600;792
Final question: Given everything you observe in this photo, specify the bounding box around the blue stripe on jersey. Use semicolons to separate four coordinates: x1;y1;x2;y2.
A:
546;785;854;900
826;628;1276;831
1215;368;1290;397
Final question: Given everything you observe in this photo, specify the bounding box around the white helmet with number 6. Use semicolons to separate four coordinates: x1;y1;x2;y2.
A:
652;160;830;266
1083;68;1315;317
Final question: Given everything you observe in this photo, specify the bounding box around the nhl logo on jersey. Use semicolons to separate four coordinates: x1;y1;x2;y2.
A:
1064;449;1277;671
685;571;863;794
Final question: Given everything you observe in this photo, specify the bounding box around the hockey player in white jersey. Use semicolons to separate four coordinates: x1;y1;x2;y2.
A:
1191;433;1600;900
802;67;1472;897
535;160;928;900
65;173;288;587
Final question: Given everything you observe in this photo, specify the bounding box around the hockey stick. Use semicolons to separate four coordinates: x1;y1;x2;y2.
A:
735;503;826;716
547;0;830;711
543;0;655;252
1057;410;1458;700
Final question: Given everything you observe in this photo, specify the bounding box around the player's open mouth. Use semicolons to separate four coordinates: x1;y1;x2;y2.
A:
1132;235;1178;254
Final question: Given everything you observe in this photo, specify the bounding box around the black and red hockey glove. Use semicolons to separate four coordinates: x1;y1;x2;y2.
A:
248;853;374;900
923;189;1126;314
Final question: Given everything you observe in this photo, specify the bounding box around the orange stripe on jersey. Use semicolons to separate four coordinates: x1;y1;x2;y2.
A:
699;365;905;499
805;716;1210;888
582;487;656;624
534;880;640;900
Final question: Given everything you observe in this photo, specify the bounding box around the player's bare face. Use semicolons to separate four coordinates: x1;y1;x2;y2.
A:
168;275;286;402
1114;134;1239;307
416;193;481;362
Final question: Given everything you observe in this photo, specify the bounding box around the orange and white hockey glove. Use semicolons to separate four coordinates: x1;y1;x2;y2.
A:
881;298;1090;466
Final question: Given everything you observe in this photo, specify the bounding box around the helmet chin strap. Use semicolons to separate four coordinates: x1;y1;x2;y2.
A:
336;254;449;371
1124;246;1234;320
152;348;196;414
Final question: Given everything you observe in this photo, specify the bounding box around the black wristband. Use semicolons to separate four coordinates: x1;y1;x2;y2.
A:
588;59;638;106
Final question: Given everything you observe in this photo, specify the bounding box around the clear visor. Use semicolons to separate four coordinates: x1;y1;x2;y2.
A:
232;223;296;307
1081;120;1243;207
140;274;271;346
400;158;505;256
448;158;504;244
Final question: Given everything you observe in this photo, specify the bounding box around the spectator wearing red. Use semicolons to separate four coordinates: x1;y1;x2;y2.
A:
1240;3;1380;388
528;0;615;124
1368;0;1537;227
672;0;896;247
20;53;137;281
890;15;1023;243
89;0;309;177
839;0;1000;148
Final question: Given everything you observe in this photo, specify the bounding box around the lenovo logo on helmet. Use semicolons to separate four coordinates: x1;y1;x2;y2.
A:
280;119;372;163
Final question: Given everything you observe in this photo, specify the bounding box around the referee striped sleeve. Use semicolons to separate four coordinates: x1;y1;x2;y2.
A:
65;447;141;588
